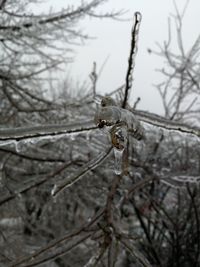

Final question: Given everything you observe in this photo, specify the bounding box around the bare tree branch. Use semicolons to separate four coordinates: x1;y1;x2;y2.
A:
122;12;142;109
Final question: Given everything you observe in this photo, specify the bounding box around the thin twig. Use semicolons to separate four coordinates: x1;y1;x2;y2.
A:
90;61;97;99
9;208;104;267
52;147;113;196
122;12;142;109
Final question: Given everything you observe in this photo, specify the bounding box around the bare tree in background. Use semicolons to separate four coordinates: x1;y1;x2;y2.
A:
0;1;200;267
151;0;200;123
0;0;122;125
133;1;200;266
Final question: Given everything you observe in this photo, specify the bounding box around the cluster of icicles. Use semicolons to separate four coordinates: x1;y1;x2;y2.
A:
94;96;144;175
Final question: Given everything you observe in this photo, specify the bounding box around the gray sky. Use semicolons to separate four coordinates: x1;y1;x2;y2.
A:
39;0;200;114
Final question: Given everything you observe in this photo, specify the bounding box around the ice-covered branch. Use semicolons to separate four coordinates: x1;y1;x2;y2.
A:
119;237;152;267
122;12;142;108
0;0;122;32
52;147;112;196
0;160;73;207
133;109;200;138
1;106;199;145
95;97;145;141
0;120;97;141
94;96;144;174
161;174;200;188
10;208;104;267
83;246;107;267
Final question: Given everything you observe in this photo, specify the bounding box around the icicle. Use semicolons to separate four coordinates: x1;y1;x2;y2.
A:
86;130;91;141
83;255;98;267
111;124;127;175
114;147;124;175
51;184;57;196
16;141;28;153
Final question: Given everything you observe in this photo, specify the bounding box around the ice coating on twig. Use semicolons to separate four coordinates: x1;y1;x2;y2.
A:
111;123;128;175
51;184;57;196
0;120;96;141
51;147;112;196
94;96;144;141
122;11;142;108
94;96;143;174
114;148;124;175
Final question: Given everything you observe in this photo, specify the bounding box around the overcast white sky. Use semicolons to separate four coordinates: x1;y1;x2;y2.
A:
39;0;200;115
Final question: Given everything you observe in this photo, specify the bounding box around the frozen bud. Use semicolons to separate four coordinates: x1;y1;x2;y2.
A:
110;123;128;150
94;105;145;140
94;106;121;128
101;96;116;107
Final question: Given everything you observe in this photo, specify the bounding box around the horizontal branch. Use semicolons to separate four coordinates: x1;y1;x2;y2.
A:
0;120;97;141
0;147;65;162
133;109;200;138
0;110;200;145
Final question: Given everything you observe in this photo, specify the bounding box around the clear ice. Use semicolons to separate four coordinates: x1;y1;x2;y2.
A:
51;184;57;196
113;147;124;175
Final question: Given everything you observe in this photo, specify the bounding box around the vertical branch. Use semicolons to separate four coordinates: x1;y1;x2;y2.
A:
90;61;97;99
105;174;122;226
173;0;189;59
122;12;142;109
0;0;7;9
130;197;162;265
186;185;200;266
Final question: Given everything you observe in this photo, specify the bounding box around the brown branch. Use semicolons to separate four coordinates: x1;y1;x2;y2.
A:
0;0;7;9
122;12;142;109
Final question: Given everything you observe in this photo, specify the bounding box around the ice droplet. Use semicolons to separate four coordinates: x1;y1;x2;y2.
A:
51;184;57;196
86;130;91;141
0;140;15;147
16;193;22;199
83;255;100;267
16;141;25;153
113;147;124;175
